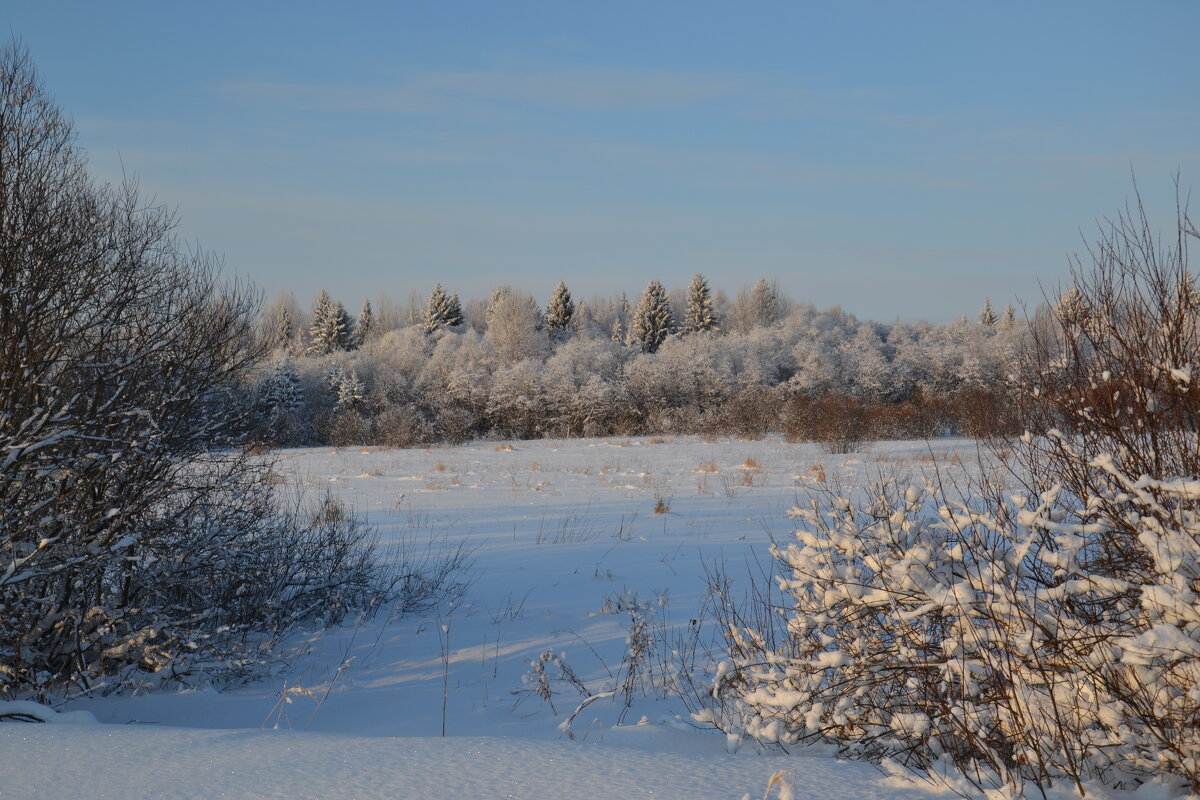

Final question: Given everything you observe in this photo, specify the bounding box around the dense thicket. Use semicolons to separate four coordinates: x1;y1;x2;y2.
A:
0;44;386;699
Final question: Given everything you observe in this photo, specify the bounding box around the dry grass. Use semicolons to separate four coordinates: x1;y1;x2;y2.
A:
697;460;719;473
494;443;516;452
653;497;670;514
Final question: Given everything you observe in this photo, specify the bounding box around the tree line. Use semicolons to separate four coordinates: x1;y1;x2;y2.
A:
253;275;1026;449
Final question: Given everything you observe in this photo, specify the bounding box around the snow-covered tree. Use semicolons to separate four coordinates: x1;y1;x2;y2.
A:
629;280;675;354
336;370;366;410
308;290;355;354
274;305;295;351
682;272;718;334
421;283;463;334
0;43;385;698
572;299;591;336
486;289;549;364
610;318;625;344
355;300;375;346
545;281;575;334
749;278;779;326
978;296;997;325
1002;302;1016;327
260;359;304;415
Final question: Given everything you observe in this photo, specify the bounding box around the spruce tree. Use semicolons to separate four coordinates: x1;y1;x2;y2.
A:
421;283;462;334
274;305;295;352
978;297;998;326
683;272;718;334
446;292;464;328
336;370;365;410
260;359;303;416
308;290;354;354
630;280;675;354
355;300;374;347
1003;303;1016;327
545;281;575;333
610;318;625;344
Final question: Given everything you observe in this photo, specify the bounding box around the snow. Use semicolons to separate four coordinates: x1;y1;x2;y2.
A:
1;436;986;799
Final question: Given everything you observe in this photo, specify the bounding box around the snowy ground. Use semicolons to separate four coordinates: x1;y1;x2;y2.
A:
1;436;995;799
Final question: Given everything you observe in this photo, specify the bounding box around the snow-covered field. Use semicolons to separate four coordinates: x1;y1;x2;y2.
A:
2;437;990;799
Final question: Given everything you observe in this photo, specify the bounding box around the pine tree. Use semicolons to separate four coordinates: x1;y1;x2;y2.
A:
308;290;354;354
978;297;998;326
545;281;575;334
630;280;675;354
683;272;718;334
421;283;462;334
1003;303;1016;327
355;300;374;347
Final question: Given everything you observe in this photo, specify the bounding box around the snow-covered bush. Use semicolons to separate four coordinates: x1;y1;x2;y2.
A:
706;186;1200;796
0;44;391;699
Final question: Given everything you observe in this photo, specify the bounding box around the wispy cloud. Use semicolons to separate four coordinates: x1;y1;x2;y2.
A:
219;67;740;114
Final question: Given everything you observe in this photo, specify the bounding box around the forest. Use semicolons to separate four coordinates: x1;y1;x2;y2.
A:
254;277;1027;450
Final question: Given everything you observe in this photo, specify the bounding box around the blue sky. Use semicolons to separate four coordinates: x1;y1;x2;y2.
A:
8;1;1198;321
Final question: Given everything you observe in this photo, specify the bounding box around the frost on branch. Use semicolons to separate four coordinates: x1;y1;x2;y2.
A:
706;183;1200;796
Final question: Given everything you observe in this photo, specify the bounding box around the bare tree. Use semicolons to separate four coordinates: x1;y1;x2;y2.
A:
0;42;384;698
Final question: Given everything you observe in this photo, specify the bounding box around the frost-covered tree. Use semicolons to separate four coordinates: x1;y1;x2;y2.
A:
276;305;295;349
257;359;305;444
682;272;718;334
421;283;463;334
308;290;355;354
572;299;591;336
610;318;625;344
486;289;549;364
355;300;375;346
545;281;575;334
0;43;384;698
260;359;304;414
978;296;997;325
728;278;783;333
749;278;779;325
629;280;675;354
336;370;366;410
1002;302;1016;327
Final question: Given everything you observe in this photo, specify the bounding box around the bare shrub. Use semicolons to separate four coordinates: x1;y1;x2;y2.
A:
783;392;871;453
328;409;373;447
377;404;434;449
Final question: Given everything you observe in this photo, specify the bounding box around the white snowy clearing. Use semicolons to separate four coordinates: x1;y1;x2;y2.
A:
0;437;1121;800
